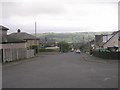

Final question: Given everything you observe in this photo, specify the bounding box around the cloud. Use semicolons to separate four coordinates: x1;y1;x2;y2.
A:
2;2;66;19
1;0;118;33
0;3;2;24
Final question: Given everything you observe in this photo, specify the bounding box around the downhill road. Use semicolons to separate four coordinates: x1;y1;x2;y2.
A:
2;52;118;88
0;64;2;89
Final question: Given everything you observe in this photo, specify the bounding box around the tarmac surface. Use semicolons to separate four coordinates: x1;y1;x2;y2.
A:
0;64;2;89
2;52;118;88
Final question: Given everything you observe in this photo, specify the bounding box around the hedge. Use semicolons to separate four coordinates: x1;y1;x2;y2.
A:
93;51;120;60
39;48;59;52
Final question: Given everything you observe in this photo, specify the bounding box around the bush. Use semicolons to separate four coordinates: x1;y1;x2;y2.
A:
57;41;70;52
39;48;59;52
93;50;120;60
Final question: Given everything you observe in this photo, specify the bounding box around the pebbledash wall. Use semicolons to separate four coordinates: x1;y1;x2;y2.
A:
0;43;34;63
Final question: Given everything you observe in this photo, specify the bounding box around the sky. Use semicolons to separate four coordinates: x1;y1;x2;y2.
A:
0;0;119;34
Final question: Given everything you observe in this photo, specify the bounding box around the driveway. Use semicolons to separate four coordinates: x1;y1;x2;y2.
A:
2;52;118;88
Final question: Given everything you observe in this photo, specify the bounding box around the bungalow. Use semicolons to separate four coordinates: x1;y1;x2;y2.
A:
103;30;120;52
9;29;39;49
0;25;26;63
93;31;120;59
95;34;113;49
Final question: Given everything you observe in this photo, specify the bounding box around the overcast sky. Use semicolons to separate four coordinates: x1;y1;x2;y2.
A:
1;0;119;34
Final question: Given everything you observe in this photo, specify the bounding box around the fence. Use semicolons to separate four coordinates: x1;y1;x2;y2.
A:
93;51;120;60
0;50;2;63
26;49;35;58
0;48;35;63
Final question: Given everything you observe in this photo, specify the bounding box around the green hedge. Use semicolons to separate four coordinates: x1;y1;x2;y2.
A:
93;51;120;60
57;41;70;52
39;48;59;52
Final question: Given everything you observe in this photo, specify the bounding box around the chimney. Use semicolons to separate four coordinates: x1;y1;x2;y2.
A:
17;29;21;33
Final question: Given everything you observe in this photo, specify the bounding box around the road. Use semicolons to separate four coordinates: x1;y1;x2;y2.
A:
2;52;118;88
0;63;2;89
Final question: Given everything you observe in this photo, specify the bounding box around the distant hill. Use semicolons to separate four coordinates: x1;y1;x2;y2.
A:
35;32;112;43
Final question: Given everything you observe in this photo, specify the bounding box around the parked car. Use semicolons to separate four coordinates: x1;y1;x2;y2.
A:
76;49;81;53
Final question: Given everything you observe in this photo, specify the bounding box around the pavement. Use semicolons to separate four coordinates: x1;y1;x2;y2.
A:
2;52;118;88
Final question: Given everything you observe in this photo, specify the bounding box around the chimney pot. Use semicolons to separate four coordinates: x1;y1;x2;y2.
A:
18;29;21;33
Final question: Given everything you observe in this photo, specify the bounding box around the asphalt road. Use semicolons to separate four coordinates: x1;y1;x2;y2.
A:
2;52;118;88
0;64;2;89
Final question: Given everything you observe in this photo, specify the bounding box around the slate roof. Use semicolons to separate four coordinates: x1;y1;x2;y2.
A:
0;25;9;31
95;34;112;47
0;35;25;44
103;30;120;46
0;25;25;44
95;35;107;43
9;32;39;41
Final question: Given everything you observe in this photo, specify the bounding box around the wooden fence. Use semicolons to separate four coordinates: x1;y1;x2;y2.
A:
0;48;35;63
26;49;35;58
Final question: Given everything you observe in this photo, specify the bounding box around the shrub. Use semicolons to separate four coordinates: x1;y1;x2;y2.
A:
39;48;59;52
57;41;70;52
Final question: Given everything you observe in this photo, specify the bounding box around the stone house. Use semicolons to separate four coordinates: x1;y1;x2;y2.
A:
9;29;39;49
0;25;26;62
103;30;120;51
94;34;113;49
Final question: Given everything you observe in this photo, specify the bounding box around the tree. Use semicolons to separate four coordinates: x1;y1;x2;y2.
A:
58;41;70;52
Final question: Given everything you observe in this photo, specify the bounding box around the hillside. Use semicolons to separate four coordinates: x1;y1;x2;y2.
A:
36;32;112;43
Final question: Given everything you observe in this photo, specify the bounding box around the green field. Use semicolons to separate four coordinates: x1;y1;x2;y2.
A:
34;32;112;43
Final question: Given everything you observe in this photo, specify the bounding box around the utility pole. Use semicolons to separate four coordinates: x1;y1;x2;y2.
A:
35;22;37;39
35;22;39;54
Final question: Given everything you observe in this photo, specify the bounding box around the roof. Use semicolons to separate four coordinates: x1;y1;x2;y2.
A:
0;25;9;31
95;34;113;47
103;30;120;46
9;32;39;40
0;35;25;44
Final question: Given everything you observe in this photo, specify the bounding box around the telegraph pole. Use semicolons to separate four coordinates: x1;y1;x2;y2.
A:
35;22;36;39
35;22;39;54
35;22;37;54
